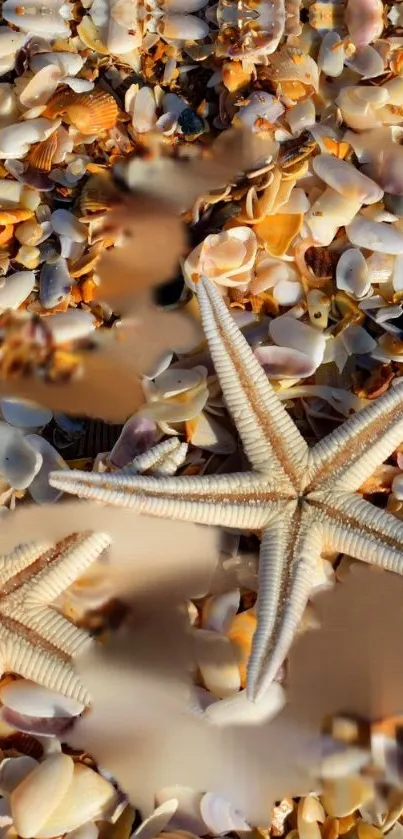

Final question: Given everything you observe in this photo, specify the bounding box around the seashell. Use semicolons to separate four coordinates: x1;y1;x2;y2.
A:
77;15;110;55
226;608;257;687
287;100;315;135
25;436;68;504
109;417;157;469
44;88;118;134
155;788;205;835
345;0;383;46
0;178;23;207
0;118;59;158
0;680;83;721
317;32;344;77
0;209;33;225
270;315;326;368
0;756;38;795
312;155;383;205
0;29;26;59
336;249;371;299
345;45;384;78
16;244;41;270
36;763;118;838
10;753;74;839
266;47;319;92
27;133;59;173
205;681;285;725
19;66;63;110
346;217;403;254
193;628;241;698
187;412;236;454
40;257;72;310
133;800;179;839
199;793;250;835
51;209;87;243
336;86;388;132
321;775;374;818
44;310;96;344
129;86;157;134
237;92;285;131
254;345;316;379
306;189;362;246
0;422;42;490
2;0;71;37
255;213;303;257
0;270;36;312
158;14;210;40
163;0;208;10
0;399;52;430
201;590;240;633
184;227;257;290
30;52;84;77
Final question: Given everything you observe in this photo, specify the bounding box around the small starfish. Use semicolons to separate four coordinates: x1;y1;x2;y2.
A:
50;277;403;701
0;531;110;704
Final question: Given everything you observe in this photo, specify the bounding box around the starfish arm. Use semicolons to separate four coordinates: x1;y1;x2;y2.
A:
197;277;308;485
0;542;53;584
247;503;322;701
307;385;403;493
49;470;282;530
130;438;188;476
310;490;403;573
24;532;111;602
0;626;90;702
21;606;91;657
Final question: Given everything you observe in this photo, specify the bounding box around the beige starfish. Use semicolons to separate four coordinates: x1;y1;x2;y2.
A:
0;531;110;704
50;276;403;702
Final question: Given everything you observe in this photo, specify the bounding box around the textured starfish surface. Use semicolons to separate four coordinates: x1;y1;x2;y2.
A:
50;277;403;701
0;531;110;704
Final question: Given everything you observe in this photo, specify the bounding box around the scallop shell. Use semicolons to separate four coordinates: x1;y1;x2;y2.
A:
44;89;118;134
27;133;59;172
10;753;74;839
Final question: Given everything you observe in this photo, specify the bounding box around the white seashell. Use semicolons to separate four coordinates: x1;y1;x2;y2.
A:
273;278;304;306
345;45;384;78
0;680;84;720
3;0;72;37
345;0;383;46
0;421;42;489
130;86;157;133
67;824;99;839
64;77;94;93
0;29;26;58
163;0;208;10
306;189;362;246
312;156;383;204
254;345;316;379
0;398;52;429
10;753;74;839
336;86;387;132
158;14;210;40
393;254;403;293
193;629;241;698
30;52;84;76
237;92;284;130
188;412;236;454
277;188;310;215
51;209;87;243
19;66;63;109
110;417;157;469
269;316;326;369
336;249;371;298
0;756;38;795
153;366;207;398
199;793;250;835
155;788;205;836
0;118;59;157
25;436;68;504
0;270;35;312
346;217;403;254
318;32;344;77
133;800;179;839
0;83;19;129
202;590;240;633
45;311;96;344
287;100;315;135
35;763;117;838
0;178;22;207
205;682;286;725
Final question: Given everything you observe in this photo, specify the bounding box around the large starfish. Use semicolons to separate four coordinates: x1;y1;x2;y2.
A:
50;277;403;701
0;531;110;703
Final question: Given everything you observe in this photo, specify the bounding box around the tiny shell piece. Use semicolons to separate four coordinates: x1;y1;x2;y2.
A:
10;753;74;839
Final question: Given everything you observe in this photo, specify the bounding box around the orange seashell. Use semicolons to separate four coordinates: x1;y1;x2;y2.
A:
255;212;303;257
44;88;118;135
0;225;14;247
27;132;59;172
227;608;257;687
0;209;33;225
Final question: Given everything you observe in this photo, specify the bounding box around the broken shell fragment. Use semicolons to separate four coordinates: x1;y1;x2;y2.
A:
40;257;72;310
336;249;371;299
36;763;118;837
312;155;383;204
0;270;36;312
269;315;326;369
0;422;42;490
346;217;403;254
0;399;52;430
202;590;240;633
199;792;250;835
25;436;69;505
